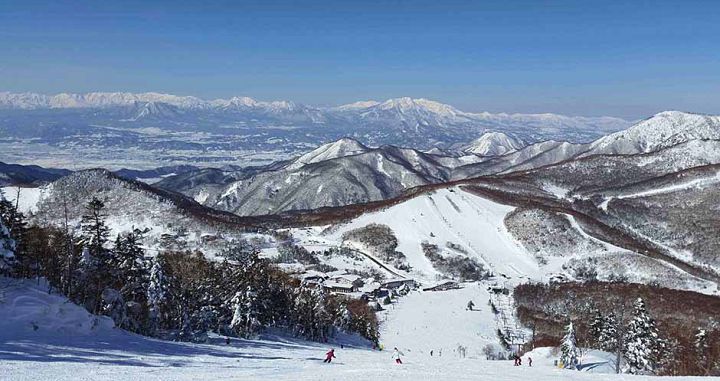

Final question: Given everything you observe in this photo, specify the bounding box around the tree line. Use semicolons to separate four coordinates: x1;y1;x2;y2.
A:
0;193;378;344
515;282;720;376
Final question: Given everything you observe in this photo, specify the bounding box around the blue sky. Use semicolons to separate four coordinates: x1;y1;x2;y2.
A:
0;0;718;118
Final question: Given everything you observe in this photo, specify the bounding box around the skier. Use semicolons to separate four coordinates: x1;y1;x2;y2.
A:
225;337;231;345
430;350;434;357
467;300;475;311
392;347;404;364
528;356;533;367
324;348;336;363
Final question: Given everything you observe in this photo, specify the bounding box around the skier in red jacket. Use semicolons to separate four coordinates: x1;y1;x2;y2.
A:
324;349;336;363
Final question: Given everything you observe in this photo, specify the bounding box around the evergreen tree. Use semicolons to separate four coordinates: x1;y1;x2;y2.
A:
694;329;709;373
147;258;168;335
114;227;150;303
78;197;112;313
80;198;110;256
560;320;579;369
311;287;333;342
590;310;618;351
230;286;262;338
334;299;353;332
623;298;663;374
0;214;16;275
0;189;26;274
589;310;604;347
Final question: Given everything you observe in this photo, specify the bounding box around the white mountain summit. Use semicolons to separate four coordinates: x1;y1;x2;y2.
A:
462;132;527;156
288;138;370;169
583;111;720;156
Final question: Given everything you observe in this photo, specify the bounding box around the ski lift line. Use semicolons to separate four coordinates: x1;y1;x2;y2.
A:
341;245;405;279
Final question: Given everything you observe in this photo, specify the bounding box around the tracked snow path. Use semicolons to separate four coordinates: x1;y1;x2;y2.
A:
378;284;498;357
599;170;720;211
0;278;705;380
327;187;541;284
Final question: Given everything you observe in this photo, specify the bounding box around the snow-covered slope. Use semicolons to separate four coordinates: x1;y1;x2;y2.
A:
583;111;720;156
379;284;499;356
1;186;47;214
20;169;254;256
288;138;370;169
461;132;527;156
323;187;539;283
0;278;116;336
291;186;716;293
127;101;184;121
452;140;588;179
206;145;453;216
1;277;695;381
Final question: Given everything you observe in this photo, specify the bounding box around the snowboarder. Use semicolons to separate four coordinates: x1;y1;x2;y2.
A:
392;347;404;364
467;300;475;311
324;349;336;363
430;350;434;357
528;356;532;367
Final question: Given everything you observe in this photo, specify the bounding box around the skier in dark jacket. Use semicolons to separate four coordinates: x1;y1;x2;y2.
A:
324;349;336;363
513;354;521;366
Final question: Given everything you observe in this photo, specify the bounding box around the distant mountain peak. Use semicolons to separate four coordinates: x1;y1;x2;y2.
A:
333;100;380;111
223;96;258;108
374;97;461;116
289;138;370;169
463;132;527;156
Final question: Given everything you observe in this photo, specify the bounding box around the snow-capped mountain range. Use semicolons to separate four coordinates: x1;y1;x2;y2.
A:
5;109;719;218
139;110;720;217
5;107;720;283
0;91;634;170
0;91;630;137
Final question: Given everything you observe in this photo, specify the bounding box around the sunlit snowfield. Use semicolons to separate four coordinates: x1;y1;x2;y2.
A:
0;279;707;381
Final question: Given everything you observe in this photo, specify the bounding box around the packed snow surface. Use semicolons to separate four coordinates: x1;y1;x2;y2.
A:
325;187;541;283
0;278;703;381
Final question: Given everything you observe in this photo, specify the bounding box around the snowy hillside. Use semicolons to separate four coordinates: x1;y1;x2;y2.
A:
461;132;527;156
287;138;370;169
288;186;714;293
6;170;263;256
203;145;455;215
583;111;720;156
